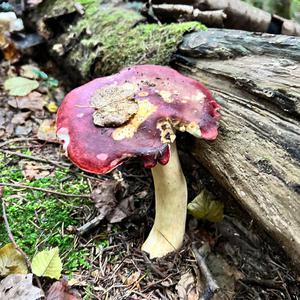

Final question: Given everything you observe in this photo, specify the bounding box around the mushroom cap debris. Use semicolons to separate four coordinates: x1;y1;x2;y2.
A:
56;65;220;174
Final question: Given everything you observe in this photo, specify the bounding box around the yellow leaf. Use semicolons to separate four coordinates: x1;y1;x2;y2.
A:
47;102;58;113
32;248;62;280
0;243;28;277
187;189;224;222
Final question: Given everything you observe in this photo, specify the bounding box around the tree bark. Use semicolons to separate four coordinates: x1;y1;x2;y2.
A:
175;29;300;269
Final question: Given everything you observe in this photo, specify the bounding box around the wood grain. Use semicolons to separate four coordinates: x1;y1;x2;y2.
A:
175;29;300;269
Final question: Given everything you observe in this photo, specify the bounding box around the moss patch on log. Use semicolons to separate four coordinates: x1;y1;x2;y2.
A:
53;1;205;78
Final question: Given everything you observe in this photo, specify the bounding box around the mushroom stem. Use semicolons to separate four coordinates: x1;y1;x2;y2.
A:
142;142;187;258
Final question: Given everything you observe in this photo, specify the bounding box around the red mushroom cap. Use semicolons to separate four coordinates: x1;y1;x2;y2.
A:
56;65;220;174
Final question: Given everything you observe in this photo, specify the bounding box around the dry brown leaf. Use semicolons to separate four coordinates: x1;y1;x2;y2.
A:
91;181;117;218
68;275;88;287
46;278;81;300
176;272;198;300
37;119;59;143
0;243;28;277
21;161;51;180
5;123;14;136
0;33;20;62
20;64;41;79
8;91;46;111
126;271;141;286
15;121;33;136
11;112;31;125
0;273;44;300
107;196;134;223
91;181;134;223
207;253;244;300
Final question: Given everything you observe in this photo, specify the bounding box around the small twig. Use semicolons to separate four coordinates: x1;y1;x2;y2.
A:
0;137;37;148
1;148;105;182
1;187;43;290
76;215;105;235
1;187;31;268
141;251;166;278
0;182;91;198
1;149;70;168
240;277;283;290
192;242;219;300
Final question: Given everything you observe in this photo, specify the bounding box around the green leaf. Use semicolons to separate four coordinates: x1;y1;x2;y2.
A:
31;69;48;80
0;243;28;277
45;77;59;87
32;248;62;279
4;77;39;96
187;189;224;222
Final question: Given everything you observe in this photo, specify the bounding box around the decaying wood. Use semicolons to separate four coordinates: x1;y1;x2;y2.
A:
175;29;300;269
148;4;227;27
147;0;300;36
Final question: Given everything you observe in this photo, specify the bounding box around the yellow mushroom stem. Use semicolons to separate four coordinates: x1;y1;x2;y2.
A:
141;142;187;258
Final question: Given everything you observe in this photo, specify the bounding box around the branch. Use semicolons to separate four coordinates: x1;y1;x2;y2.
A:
1;187;43;290
0;182;91;198
148;0;300;36
192;242;219;300
152;4;226;26
1;149;70;168
0;187;31;269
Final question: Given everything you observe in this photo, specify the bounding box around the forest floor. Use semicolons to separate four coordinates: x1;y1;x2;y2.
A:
0;54;300;299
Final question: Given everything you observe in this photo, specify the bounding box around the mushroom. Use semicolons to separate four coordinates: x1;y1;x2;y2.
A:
56;65;220;258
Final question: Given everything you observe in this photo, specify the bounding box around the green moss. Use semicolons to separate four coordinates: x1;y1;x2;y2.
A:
0;152;91;273
36;0;77;19
61;2;206;77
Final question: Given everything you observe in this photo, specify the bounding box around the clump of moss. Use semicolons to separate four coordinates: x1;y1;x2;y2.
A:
60;1;205;77
0;152;91;272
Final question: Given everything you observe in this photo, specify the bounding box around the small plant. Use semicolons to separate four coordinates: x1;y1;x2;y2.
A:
0;152;92;273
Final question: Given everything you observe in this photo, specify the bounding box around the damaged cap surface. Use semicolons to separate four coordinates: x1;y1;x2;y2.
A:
56;65;220;174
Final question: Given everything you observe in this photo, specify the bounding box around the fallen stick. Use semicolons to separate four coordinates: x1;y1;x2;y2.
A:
0;182;91;198
0;187;31;268
0;186;43;290
1;149;70;168
191;242;219;300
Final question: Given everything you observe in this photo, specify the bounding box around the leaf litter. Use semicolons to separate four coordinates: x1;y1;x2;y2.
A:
46;278;81;300
8;91;46;111
0;273;44;300
91;179;135;224
37;119;58;143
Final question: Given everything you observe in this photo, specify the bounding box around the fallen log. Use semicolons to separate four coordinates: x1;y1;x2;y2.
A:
32;1;300;269
145;0;300;36
175;29;300;269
